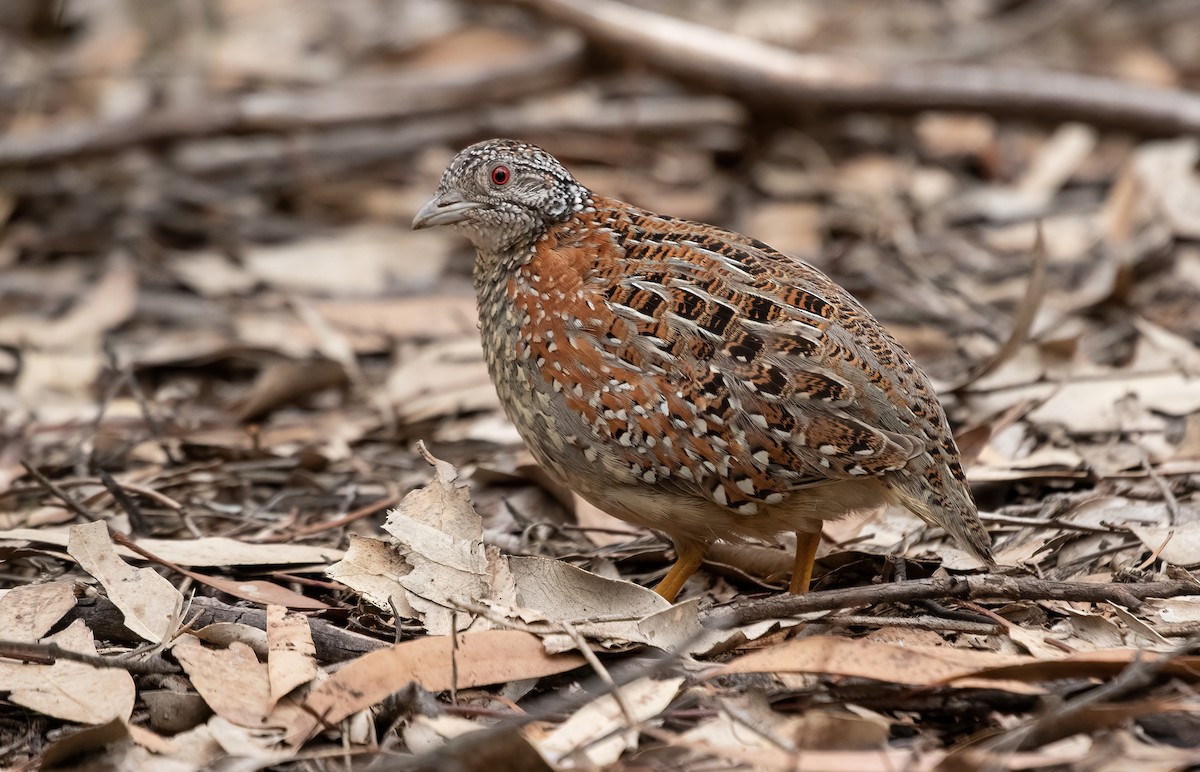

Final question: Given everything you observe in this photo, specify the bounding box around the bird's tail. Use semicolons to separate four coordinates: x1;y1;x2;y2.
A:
886;448;994;567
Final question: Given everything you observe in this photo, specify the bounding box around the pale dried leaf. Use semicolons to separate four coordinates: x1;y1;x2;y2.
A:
67;521;183;644
204;716;292;763
0;527;344;566
719;636;1032;687
192;623;269;658
530;677;683;767
0;252;138;348
172;635;272;728
290;630;586;744
0;620;135;724
0;580;76;642
403;714;487;754
1129;523;1200;567
313;295;478;340
266;605;318;707
169;250;257;297
243;226;450;294
507;556;729;654
324;533;415;616
1133;138;1200;238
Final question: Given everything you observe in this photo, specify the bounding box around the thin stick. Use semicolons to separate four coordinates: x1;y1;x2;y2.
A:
0;639;179;675
290;494;401;538
703;575;1200;629
560;620;640;732
0;32;583;167
97;468;149;535
504;0;1200;137
986;634;1200;754
19;460;101;521
816;614;1002;636
950;225;1049;392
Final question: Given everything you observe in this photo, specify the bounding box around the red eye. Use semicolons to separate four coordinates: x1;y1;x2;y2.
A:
490;165;510;185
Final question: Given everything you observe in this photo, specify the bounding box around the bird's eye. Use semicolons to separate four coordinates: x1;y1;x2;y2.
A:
490;165;510;186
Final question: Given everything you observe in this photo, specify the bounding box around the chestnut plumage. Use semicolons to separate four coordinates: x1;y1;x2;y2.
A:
415;138;994;600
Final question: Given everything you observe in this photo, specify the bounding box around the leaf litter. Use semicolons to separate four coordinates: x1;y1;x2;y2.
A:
3;1;1200;769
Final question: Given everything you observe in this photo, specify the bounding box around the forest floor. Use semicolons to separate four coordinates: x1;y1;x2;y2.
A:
2;1;1200;769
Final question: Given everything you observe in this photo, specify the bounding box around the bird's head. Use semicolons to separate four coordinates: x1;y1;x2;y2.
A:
412;139;590;255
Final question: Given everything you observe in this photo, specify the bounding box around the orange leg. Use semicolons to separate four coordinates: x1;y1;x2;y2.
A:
654;541;707;602
789;527;822;594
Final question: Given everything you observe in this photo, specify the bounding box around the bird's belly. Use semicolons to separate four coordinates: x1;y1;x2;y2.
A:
480;323;640;489
579;477;892;544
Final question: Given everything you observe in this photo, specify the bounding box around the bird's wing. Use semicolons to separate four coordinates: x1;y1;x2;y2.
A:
576;197;950;515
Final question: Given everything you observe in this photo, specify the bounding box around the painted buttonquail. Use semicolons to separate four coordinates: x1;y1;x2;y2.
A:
414;139;994;601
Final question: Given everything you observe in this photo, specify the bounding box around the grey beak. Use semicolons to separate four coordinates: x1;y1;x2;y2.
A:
411;192;484;230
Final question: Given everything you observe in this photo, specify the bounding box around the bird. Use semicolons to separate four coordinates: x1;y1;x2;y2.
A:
413;138;994;601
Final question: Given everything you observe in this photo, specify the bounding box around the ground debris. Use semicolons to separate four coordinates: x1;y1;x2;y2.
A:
2;0;1199;769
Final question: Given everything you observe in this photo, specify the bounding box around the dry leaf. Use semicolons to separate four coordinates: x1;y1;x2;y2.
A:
1132;138;1200;238
67;521;183;644
530;677;683;767
168;250;258;297
0;252;138;349
1128;523;1200;567
204;716;292;763
173;635;272;728
330;450;732;653
961;649;1200;684
388;337;500;424
266;605;318;707
380;454;491;636
233;358;347;421
403;714;488;754
313;295;478;341
291;630;586;743
324;532;415;616
244;226;451;294
718;636;1032;687
193;623;269;658
0;620;135;724
0;527;344;566
0;580;76;642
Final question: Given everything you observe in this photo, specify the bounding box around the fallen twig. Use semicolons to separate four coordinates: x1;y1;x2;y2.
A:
0;30;583;168
984;634;1200;756
289;493;401;538
504;0;1200;136
950;225;1049;392
18;460;101;522
67;596;385;663
816;613;1002;636
703;575;1200;629
0;639;179;675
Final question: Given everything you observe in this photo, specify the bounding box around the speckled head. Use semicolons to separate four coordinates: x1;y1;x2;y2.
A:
412;139;590;255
